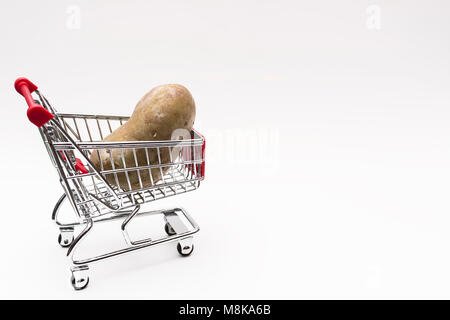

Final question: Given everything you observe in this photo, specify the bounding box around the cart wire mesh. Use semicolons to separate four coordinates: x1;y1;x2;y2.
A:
36;92;205;219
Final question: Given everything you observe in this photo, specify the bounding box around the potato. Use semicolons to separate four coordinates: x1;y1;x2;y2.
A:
89;84;195;191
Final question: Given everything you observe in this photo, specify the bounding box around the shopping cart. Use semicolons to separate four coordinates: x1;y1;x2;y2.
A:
15;77;205;290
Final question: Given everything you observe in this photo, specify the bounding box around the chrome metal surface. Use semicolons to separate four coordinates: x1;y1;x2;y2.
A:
164;222;176;236
70;265;89;290
69;207;199;266
28;89;203;290
58;227;74;248
43;112;204;218
52;193;67;220
177;237;194;256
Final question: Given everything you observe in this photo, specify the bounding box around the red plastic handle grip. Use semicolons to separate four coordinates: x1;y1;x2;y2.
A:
184;130;205;180
14;77;54;127
59;151;89;174
201;139;205;179
75;158;89;174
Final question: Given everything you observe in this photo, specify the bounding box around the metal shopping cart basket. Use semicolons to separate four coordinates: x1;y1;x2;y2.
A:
15;77;205;290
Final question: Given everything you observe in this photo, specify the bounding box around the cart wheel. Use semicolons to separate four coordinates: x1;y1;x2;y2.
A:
58;231;74;248
164;222;176;236
71;274;89;290
71;266;90;290
177;242;194;256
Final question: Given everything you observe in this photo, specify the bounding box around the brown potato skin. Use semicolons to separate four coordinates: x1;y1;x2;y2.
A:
89;84;195;190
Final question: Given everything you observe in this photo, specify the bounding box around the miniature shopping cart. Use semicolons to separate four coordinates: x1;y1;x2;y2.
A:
15;77;205;290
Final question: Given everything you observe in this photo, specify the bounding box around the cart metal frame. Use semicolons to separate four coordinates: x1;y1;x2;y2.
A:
15;77;205;290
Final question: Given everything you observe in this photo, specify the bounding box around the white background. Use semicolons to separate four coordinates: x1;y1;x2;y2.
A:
0;0;449;299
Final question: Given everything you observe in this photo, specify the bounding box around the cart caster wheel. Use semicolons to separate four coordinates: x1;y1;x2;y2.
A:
164;222;176;236
58;230;74;248
71;266;89;290
177;242;194;256
71;275;89;290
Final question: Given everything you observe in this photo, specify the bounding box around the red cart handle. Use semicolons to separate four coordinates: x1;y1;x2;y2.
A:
15;77;54;127
59;151;89;174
